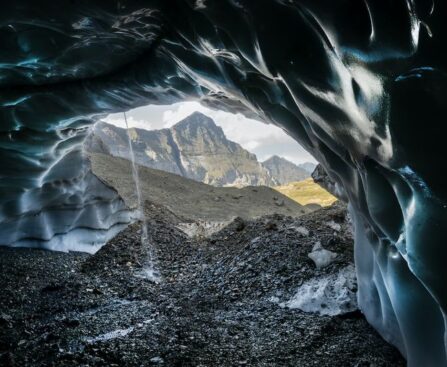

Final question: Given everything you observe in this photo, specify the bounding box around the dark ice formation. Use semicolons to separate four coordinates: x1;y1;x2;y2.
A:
0;1;446;365
312;164;346;201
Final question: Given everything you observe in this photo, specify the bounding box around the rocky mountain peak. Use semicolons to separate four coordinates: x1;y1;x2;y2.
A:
85;113;313;187
173;111;216;128
264;155;283;164
263;155;310;185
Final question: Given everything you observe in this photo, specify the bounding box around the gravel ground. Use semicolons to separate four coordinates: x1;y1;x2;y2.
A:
89;153;313;222
0;202;405;366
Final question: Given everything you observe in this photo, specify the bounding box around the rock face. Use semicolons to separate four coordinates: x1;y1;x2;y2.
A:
263;155;310;185
1;2;447;366
311;164;347;201
86;112;275;187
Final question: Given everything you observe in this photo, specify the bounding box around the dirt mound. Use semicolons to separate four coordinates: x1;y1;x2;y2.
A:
89;153;311;223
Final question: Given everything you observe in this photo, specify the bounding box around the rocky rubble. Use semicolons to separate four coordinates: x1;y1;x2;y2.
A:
0;202;404;366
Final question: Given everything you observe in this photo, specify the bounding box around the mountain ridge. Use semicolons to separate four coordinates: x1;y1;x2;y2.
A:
85;112;314;187
262;155;311;185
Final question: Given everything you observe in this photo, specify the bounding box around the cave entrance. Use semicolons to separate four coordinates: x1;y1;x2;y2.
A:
56;100;370;365
84;101;333;244
83;99;356;311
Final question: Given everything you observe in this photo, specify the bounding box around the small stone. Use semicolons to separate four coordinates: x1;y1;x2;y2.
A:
150;356;164;364
0;313;12;325
234;217;245;231
265;221;278;231
275;199;285;207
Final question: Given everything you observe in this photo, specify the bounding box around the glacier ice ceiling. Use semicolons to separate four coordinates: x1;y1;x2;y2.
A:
1;0;446;365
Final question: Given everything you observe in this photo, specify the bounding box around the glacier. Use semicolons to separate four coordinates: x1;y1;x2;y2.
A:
0;1;446;365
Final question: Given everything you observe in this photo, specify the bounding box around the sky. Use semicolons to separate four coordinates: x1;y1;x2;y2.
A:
104;101;317;165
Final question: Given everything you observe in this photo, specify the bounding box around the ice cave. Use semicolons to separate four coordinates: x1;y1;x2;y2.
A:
1;1;446;366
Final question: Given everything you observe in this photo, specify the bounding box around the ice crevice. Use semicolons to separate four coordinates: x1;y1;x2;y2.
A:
0;1;446;365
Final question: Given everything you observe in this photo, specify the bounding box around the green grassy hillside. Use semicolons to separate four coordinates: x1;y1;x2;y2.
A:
274;178;337;207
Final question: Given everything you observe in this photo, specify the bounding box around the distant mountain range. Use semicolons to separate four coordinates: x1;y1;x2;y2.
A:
85;112;315;187
263;155;310;184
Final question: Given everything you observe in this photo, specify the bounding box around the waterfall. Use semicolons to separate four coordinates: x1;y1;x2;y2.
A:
124;111;160;283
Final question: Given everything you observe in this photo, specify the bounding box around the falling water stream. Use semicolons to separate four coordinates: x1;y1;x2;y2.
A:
124;111;160;283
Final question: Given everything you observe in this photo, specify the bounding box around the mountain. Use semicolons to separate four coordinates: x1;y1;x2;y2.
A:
85;112;275;187
262;155;310;185
298;162;317;174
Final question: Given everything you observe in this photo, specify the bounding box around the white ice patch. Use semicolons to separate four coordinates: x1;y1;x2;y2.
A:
325;220;341;232
84;327;134;343
308;241;337;268
177;221;230;238
280;265;357;316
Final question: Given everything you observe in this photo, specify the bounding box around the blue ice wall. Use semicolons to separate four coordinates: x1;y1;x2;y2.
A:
0;1;446;365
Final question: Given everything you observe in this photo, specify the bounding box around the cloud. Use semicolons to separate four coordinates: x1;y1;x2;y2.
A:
103;114;151;130
245;140;261;150
162;102;210;127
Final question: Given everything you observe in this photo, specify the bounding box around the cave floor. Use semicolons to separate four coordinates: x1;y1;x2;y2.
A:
0;203;405;367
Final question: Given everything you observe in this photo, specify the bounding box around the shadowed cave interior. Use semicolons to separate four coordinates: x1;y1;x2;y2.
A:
1;1;447;366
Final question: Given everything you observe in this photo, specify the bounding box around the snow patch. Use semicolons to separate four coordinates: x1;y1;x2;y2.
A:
325;220;341;232
280;265;357;316
308;241;337;268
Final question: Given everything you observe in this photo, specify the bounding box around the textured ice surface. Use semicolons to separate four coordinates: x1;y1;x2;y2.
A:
0;137;137;252
281;265;357;316
1;1;447;365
